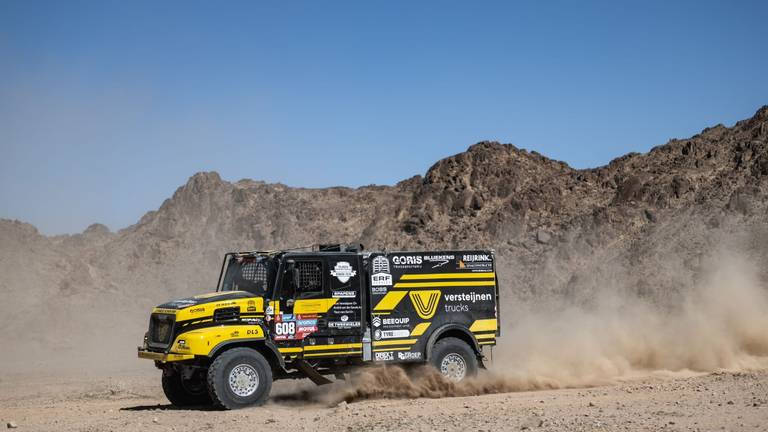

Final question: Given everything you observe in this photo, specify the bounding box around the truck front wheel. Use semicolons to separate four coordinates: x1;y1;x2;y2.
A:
207;347;273;409
161;367;212;406
430;337;478;382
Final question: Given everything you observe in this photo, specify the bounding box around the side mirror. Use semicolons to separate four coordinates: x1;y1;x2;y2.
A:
286;260;301;292
286;299;295;307
291;267;301;291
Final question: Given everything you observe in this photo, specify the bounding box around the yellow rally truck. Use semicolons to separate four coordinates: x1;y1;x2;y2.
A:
138;244;500;409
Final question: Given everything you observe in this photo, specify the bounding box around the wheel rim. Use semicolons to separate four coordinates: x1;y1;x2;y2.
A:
228;364;259;397
440;353;467;381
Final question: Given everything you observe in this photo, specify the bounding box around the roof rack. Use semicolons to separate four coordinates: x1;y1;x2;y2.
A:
317;243;364;253
233;243;364;256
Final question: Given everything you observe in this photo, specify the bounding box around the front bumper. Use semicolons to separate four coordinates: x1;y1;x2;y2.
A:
137;347;195;363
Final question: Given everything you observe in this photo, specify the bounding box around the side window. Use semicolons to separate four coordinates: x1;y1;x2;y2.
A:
296;261;324;294
238;261;268;294
223;257;270;294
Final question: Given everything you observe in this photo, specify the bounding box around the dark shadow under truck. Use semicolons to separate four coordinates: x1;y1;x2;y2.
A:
138;244;500;409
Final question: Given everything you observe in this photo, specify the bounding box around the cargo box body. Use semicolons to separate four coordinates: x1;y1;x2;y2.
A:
367;250;499;363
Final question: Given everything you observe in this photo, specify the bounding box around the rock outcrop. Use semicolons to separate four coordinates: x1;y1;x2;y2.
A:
2;106;767;370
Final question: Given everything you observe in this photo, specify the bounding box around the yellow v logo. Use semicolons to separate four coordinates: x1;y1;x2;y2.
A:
409;290;440;319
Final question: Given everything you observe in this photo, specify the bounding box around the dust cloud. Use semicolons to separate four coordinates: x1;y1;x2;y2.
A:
289;250;768;405
492;251;768;386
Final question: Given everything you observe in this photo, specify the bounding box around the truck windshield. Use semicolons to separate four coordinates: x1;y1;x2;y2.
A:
218;255;274;296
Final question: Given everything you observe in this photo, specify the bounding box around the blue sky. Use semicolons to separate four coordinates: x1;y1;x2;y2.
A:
1;1;767;235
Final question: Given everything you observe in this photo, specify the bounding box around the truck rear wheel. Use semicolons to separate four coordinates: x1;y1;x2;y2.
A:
161;367;212;406
207;347;272;409
430;337;478;382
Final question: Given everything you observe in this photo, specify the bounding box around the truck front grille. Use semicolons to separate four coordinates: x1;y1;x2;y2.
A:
148;313;176;349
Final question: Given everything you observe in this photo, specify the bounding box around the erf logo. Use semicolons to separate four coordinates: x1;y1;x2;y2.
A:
372;255;393;287
392;256;422;265
371;273;392;286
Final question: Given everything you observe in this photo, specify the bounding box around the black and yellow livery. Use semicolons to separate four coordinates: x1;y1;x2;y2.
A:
138;244;500;409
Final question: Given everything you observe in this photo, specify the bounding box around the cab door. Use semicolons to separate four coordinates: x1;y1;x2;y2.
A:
271;257;327;342
320;254;364;337
269;254;365;360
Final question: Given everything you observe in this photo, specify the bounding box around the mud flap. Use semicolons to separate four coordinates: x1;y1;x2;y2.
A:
295;360;333;385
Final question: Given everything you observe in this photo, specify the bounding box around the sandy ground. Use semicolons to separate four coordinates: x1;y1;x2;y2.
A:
1;368;767;432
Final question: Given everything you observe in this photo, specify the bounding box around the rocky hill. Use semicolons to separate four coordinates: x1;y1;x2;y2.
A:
2;106;767;371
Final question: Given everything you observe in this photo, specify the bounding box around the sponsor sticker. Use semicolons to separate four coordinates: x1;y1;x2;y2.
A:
274;322;296;337
382;317;409;327
391;255;423;269
375;351;394;361
443;292;493;303
332;290;357;298
372;316;381;327
371;285;388;295
371;273;393;287
443;291;493;313
331;261;357;283
153;308;178;314
397;351;422;360
444;304;469;312
329;321;361;328
372;256;390;273
331;300;361;314
380;329;410;339
274;315;318;340
371;256;393;287
463;254;492;262
409;290;440;319
371;255;392;294
423;254;455;269
215;301;237;308
457;254;494;271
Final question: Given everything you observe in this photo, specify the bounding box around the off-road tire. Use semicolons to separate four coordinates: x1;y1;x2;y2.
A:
207;347;272;409
161;367;212;406
430;337;478;382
